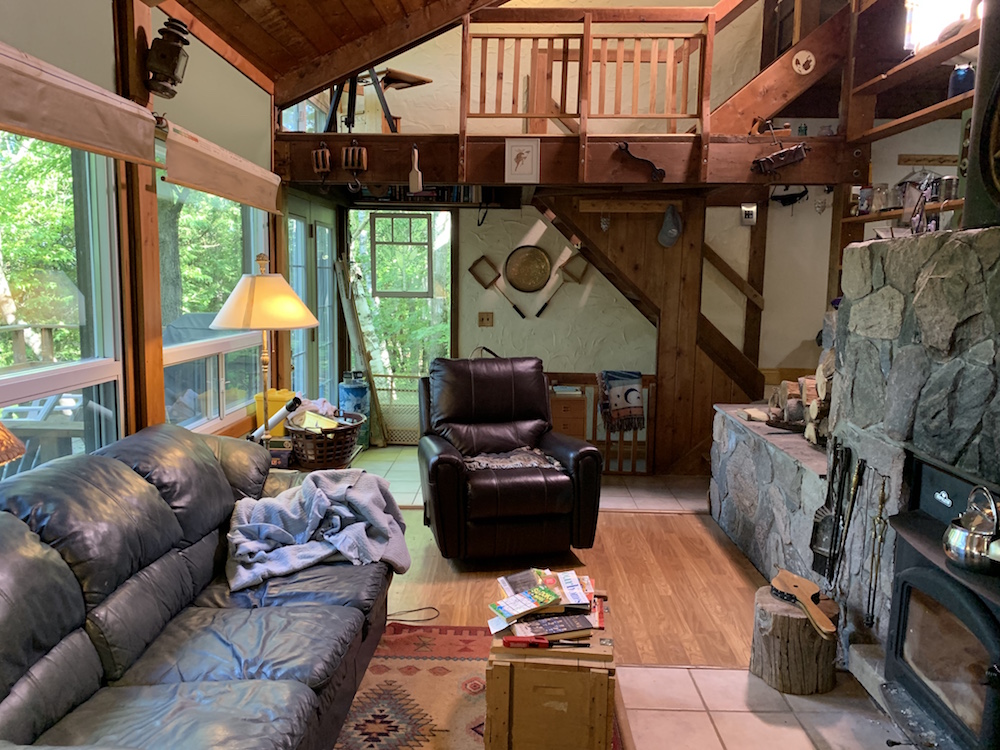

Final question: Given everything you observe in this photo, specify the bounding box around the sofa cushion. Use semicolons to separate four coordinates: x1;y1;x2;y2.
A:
36;681;317;750
86;550;195;681
429;357;551;454
0;454;183;608
465;468;574;520
200;433;271;502
96;423;234;547
195;561;391;615
115;605;364;691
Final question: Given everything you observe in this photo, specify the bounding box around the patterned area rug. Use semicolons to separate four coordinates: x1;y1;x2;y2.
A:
335;622;622;750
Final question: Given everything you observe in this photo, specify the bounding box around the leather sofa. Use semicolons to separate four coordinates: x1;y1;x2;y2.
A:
418;356;602;560
0;423;392;750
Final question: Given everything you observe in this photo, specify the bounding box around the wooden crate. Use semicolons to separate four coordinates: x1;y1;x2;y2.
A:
485;608;615;750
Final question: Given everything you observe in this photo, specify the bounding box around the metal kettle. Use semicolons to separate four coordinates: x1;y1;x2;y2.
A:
943;486;999;573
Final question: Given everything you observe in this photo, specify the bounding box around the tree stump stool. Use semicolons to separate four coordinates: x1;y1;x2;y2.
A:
749;585;839;695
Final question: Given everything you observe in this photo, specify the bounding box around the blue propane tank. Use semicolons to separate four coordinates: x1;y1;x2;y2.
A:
339;371;371;450
948;64;976;98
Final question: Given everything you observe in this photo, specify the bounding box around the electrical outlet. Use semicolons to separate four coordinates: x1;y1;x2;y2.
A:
478;311;493;327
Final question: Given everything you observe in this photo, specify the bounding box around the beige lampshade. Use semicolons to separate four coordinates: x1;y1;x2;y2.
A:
0;423;26;466
210;273;318;331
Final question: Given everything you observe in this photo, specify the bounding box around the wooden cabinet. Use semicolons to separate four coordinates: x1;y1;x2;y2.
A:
550;393;587;441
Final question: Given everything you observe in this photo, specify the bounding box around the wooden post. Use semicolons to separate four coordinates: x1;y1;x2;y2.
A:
699;13;714;181
579;13;592;182
459;15;471;182
750;586;839;695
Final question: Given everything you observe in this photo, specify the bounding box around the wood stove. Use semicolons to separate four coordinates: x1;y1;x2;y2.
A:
887;453;1000;749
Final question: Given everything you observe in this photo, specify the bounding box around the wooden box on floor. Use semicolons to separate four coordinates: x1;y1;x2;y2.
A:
485;608;615;750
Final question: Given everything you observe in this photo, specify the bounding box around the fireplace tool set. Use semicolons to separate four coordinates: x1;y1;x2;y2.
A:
810;439;867;583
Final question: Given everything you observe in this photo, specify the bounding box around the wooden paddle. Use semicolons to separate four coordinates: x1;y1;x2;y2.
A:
770;569;837;641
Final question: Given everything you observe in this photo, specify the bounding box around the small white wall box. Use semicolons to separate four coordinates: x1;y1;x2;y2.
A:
740;203;758;226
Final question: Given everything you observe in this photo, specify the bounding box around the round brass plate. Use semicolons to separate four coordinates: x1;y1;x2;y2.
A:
504;245;551;292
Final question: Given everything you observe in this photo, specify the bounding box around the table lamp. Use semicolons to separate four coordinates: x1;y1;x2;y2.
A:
0;422;26;468
211;253;318;449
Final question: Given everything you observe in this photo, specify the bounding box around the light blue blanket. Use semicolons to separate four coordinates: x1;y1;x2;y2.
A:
226;469;410;592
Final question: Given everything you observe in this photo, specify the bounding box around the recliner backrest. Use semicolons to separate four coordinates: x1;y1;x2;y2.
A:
427;357;551;455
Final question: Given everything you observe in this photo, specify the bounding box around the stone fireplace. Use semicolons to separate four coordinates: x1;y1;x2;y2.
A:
712;226;1000;746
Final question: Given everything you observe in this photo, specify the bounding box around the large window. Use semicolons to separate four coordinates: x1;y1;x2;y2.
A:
0;132;121;471
157;173;267;429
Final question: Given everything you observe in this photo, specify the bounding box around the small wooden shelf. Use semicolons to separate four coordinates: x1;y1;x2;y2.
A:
849;91;975;145
840;198;964;224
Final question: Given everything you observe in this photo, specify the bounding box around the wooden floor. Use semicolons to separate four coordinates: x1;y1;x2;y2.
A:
389;510;767;668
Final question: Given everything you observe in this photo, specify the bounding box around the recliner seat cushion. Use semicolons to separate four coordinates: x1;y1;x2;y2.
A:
465;468;574;520
96;423;234;547
36;680;317;750
115;605;364;691
428;357;551;454
0;454;183;608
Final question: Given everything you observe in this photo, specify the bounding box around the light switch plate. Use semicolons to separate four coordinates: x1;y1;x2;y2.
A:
740;203;758;226
478;311;493;327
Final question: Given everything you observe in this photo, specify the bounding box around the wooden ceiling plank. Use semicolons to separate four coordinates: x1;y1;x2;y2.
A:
271;0;347;52
230;0;322;58
182;0;299;72
398;0;425;14
275;0;504;107
472;8;711;23
340;0;389;33
369;0;408;25
311;0;364;41
160;0;275;90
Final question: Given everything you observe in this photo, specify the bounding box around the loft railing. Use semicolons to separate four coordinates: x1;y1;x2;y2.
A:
460;8;714;139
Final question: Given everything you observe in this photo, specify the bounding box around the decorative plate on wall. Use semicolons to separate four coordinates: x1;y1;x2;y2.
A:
504;245;551;292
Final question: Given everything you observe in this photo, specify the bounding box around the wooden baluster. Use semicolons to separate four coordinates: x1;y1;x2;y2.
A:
512;38;522;114
617;427;625;473
631;38;640;116
495;36;505;113
699;14;714;181
664;38;675;131
648;39;658;115
579;13;592;181
560;37;569;114
598;38;608;115
677;39;690;133
460;15;471;181
529;38;546;133
479;36;488;114
614;38;624;115
546;38;555;113
631;418;640;475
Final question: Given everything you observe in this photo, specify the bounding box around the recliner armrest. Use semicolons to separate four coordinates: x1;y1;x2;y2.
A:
418;436;467;559
539;430;602;476
539;430;602;549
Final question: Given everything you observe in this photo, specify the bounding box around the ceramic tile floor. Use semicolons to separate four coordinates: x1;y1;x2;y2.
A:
617;667;906;750
353;446;710;514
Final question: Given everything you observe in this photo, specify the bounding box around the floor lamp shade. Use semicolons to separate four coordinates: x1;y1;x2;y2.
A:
210;273;318;332
0;423;26;466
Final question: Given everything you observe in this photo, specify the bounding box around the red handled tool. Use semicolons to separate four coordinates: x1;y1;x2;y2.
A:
502;635;590;649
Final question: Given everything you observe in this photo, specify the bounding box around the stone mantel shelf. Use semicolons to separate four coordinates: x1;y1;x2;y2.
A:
715;404;828;479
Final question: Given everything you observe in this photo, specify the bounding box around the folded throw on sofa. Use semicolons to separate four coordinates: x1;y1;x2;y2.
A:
227;469;410;591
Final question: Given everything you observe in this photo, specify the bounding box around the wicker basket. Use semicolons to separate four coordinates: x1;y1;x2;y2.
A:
285;411;366;470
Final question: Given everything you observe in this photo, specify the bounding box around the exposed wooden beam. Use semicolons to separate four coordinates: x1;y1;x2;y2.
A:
852;19;980;97
703;243;764;310
158;0;274;93
849;90;975;144
743;201;767;365
577;198;682;213
711;5;849;134
275;0;505;108
696;314;764;399
897;153;959;167
714;0;760;33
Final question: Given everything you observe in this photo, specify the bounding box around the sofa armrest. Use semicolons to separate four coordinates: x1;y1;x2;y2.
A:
418;435;466;559
539;431;602;548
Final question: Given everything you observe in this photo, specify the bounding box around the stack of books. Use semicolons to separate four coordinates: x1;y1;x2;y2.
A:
487;568;604;640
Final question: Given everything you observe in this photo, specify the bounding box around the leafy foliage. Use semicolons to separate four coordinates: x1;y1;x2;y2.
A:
349;210;452;376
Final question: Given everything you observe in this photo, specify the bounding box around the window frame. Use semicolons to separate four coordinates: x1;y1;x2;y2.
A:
369;212;434;299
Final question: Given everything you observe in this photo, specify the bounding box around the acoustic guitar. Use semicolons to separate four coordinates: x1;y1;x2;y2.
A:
770;569;837;641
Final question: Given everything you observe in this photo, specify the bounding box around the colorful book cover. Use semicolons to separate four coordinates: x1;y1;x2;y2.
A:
511;612;594;640
496;568;544;598
488;584;561;623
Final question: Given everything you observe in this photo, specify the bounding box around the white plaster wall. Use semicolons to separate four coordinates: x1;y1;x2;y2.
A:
0;0;115;90
457;206;656;372
153;9;272;168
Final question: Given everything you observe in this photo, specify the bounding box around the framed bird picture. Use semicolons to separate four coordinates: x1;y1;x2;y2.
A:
504;138;540;184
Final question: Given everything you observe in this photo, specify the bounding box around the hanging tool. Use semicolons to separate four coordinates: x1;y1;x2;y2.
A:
409;144;423;193
468;255;525;318
832;459;867;587
535;255;588;317
616;141;665;182
864;477;888;628
770;569;837;640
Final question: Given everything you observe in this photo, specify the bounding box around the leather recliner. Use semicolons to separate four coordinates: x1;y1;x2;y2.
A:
417;356;602;560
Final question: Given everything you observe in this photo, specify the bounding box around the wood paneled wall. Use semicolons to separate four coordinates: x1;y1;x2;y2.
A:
539;195;750;474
